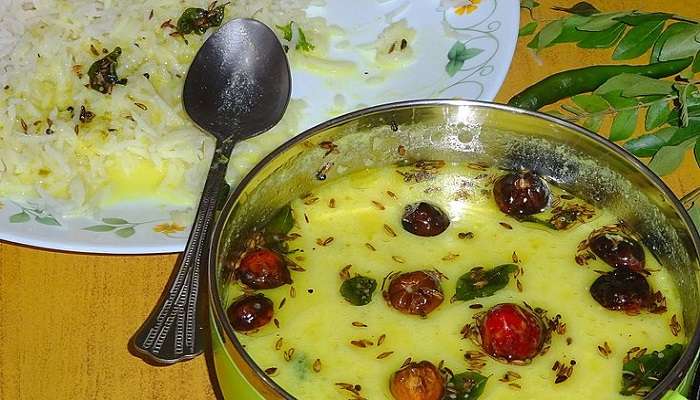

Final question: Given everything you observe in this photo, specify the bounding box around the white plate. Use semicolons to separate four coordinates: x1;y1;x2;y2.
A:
0;0;518;254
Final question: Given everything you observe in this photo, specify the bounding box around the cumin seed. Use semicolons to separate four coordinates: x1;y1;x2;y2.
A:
469;303;483;309
134;102;148;110
352;321;367;328
313;358;322;372
392;255;405;264
400;38;407;50
387;190;398;199
383;224;397;237
499;222;513;230
290;286;296;298
275;338;283;350
397;145;406;156
279;298;286;310
365;243;376;251
274;318;280;328
265;367;277;375
372;200;385;210
328;198;336;208
378;334;386;346
377;351;394;359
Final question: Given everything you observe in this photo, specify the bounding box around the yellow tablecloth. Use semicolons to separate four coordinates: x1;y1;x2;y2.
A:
1;1;699;399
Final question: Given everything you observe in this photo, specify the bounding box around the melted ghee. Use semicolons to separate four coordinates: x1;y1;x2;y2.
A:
227;164;684;399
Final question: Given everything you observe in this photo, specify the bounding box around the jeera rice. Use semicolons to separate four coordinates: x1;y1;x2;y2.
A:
0;0;333;219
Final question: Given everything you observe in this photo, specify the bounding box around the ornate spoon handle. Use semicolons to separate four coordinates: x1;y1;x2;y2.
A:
132;142;233;364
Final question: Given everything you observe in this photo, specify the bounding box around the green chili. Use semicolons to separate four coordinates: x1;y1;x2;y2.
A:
508;57;692;111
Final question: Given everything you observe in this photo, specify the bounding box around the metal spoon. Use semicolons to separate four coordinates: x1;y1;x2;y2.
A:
132;18;291;364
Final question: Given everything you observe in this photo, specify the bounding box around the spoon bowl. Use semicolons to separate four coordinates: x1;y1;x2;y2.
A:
132;18;291;364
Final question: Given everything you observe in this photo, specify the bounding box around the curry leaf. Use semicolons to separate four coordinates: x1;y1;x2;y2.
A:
693;49;700;73
528;19;564;50
340;275;377;306
648;139;695;176
620;344;683;396
265;204;295;242
552;2;600;17
645;101;672;131
614;12;672;26
572;94;609;112
651;22;695;63
448;371;489;400
551;15;591;44
519;21;538;37
595;74;673;97
577;12;629;32
9;212;30;223
623;127;677;157
659;25;700;61
578;23;625;48
455;264;519;301
583;115;604;131
609;109;638;141
613;19;665;60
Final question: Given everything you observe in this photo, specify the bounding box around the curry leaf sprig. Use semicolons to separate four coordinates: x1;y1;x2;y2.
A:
512;1;700;176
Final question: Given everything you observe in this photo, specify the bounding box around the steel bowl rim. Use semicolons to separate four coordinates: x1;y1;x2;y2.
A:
208;99;700;400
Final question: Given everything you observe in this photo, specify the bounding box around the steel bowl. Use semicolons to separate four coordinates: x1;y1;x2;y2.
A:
207;100;700;399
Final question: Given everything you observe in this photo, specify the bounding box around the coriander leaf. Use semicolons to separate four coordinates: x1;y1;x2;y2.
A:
578;23;625;48
609;109;638;141
572;94;609;112
528;19;564;50
613;19;665;60
614;12;672;26
454;264;518;301
651;22;695;63
552;1;600;17
648;139;695;176
295;27;315;52
340;275;377;306
645;101;672;131
675;83;694;127
620;344;683;396
275;21;294;41
595;73;673;97
519;21;538;37
583;115;604;131
447;371;488;400
624;127;677;157
577;12;629;32
659;25;700;61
